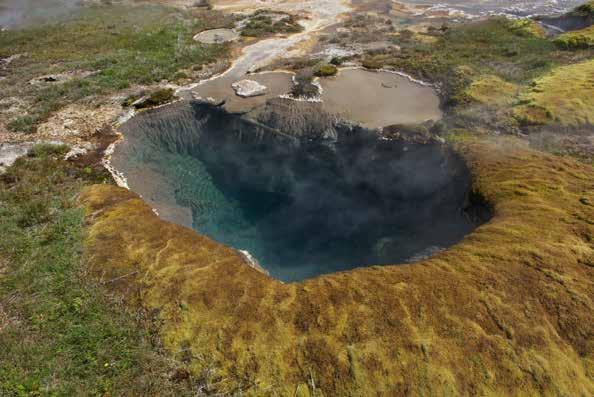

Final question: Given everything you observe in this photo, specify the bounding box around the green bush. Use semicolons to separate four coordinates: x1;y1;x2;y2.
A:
121;92;145;107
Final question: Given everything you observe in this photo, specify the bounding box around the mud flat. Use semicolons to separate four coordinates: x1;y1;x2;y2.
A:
320;68;442;128
191;68;442;126
192;71;293;112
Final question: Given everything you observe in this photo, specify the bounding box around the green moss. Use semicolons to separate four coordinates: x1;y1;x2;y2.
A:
28;142;70;158
7;115;35;133
121;92;145;108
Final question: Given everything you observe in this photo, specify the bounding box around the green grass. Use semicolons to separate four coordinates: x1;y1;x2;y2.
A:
366;18;561;104
513;59;594;126
0;4;229;132
0;145;192;395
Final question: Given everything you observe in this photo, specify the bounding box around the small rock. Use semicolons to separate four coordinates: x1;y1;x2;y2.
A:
64;146;88;161
30;74;63;85
232;79;268;98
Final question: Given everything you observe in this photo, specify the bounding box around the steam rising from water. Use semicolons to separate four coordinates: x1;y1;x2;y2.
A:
0;0;82;28
113;102;490;282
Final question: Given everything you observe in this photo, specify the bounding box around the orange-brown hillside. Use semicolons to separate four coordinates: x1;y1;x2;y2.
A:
79;137;594;396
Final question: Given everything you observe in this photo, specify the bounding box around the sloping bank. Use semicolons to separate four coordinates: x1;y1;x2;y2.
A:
79;136;594;395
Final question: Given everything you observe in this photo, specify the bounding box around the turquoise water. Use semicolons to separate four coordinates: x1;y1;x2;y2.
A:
115;104;484;282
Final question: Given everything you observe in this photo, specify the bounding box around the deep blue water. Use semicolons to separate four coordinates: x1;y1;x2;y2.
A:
115;104;486;282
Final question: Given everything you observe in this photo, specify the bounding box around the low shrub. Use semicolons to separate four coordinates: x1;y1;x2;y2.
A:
314;64;338;77
133;88;176;109
361;58;383;70
7;115;35;133
240;11;302;37
291;74;319;98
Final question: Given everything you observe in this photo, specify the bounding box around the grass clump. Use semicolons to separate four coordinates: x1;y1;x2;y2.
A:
6;116;35;134
507;18;546;38
361;58;384;70
314;64;338;77
464;75;519;107
0;145;192;395
28;142;70;158
133;88;177;110
290;74;320;98
0;4;229;132
240;10;302;38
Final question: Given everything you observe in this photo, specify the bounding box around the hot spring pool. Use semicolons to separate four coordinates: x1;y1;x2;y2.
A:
112;101;488;282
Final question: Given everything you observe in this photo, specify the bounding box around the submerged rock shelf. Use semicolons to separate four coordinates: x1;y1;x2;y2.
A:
112;100;487;281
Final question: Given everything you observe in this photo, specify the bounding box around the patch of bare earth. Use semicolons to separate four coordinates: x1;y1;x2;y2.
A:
36;103;121;145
